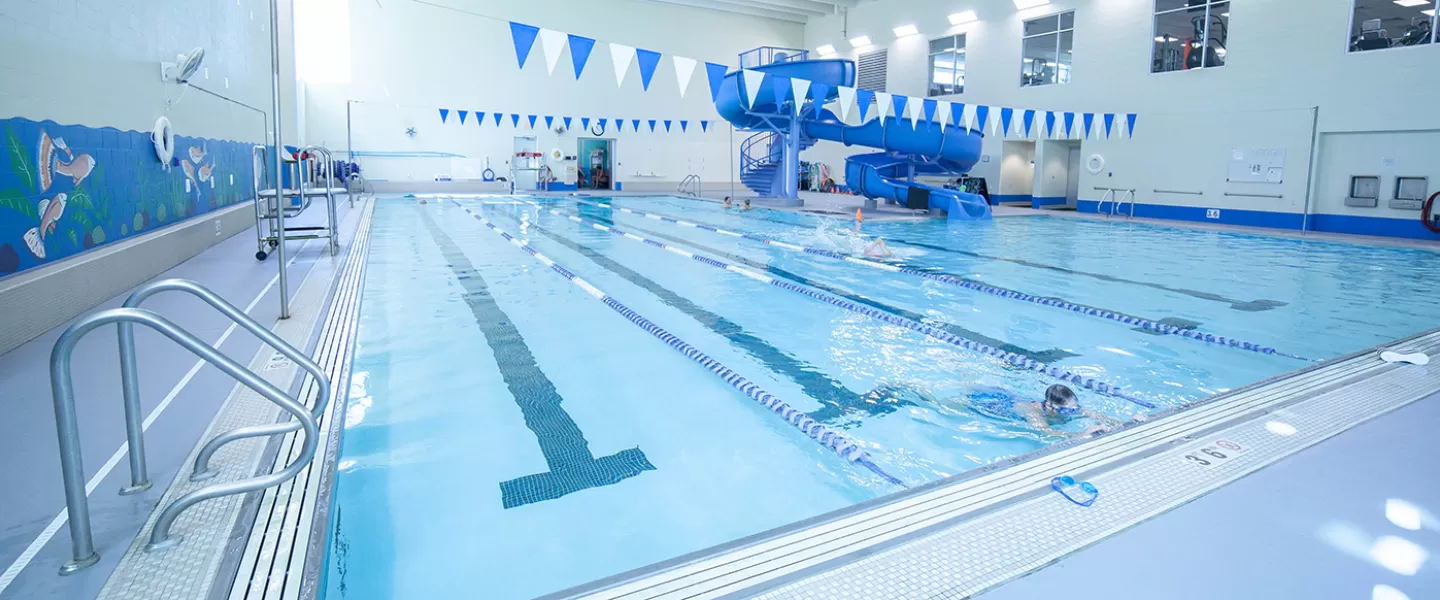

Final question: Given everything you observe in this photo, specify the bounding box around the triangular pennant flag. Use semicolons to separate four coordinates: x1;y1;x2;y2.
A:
809;83;830;118
476;111;486;126
770;74;791;110
856;89;874;121
790;78;811;116
836;86;856;122
664;120;672;132
458;110;468;125
952;103;966;130
935;100;950;128
493;112;503;126
1045;112;1056;138
635;49;662;91
563;116;573;130
680;120;689;132
632;119;641;131
741;69;767;109
673;56;697;98
966;106;976;131
1104;113;1116;138
701;120;710;132
1000;108;1014;138
1064;112;1075;138
539;29;567;75
974;105;990;133
1126;113;1138;138
648;119;657;132
527;115;538;129
615;118;625;131
875;92;892;119
568;34;596;80
922;99;938;126
581;117;591;131
890;94;906;122
544;116;554;129
1023;110;1035;138
439;108;449;123
609;43;635;87
907;97;922;127
705;62;729;102
509;22;540;69
1082;113;1095;139
598;118;609;131
506;114;517;127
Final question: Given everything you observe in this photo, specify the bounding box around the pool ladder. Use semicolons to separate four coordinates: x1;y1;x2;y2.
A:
678;173;702;197
1095;187;1136;219
48;279;330;574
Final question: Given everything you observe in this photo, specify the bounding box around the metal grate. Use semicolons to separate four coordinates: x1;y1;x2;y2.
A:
856;49;887;92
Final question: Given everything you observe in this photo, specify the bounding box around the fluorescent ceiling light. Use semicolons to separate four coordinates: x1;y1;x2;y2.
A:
849;35;872;47
949;10;978;25
1424;9;1437;16
1013;0;1050;9
816;44;837;56
893;24;919;37
1394;0;1428;6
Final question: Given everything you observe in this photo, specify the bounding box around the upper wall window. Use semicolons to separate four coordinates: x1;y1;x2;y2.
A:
1152;0;1229;72
1021;11;1074;87
1349;0;1436;52
928;35;966;97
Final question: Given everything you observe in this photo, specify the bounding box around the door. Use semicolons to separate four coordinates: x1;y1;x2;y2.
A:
577;138;614;190
1066;144;1082;207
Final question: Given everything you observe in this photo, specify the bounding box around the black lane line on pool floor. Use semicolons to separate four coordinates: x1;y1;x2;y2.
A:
418;209;655;509
624;198;1288;312
569;204;1080;365
489;206;918;426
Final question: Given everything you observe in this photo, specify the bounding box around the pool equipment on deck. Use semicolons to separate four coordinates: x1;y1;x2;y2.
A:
445;199;907;488
1051;475;1098;507
515;199;1154;409
251;145;342;261
557;198;1304;361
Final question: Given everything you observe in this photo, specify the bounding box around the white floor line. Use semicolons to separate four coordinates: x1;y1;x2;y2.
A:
0;245;309;594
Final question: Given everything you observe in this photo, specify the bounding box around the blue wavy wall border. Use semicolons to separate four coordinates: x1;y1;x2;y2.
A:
0;116;257;278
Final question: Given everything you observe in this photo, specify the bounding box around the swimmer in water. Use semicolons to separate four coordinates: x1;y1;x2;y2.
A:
722;196;733;209
863;237;892;258
742;198;753;211
965;384;1122;438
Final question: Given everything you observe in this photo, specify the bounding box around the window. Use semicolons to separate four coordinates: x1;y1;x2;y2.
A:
1349;0;1436;52
1021;11;1073;87
857;49;888;92
928;35;966;96
1152;0;1228;72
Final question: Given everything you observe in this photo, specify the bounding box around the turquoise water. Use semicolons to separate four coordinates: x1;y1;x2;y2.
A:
324;195;1440;599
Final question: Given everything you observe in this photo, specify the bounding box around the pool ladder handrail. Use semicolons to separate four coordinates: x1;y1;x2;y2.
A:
50;279;327;574
1094;187;1137;219
678;174;702;197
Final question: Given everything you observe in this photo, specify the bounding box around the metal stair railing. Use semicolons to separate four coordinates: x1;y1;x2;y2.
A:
50;282;326;574
678;174;702;197
740;131;778;178
1094;188;1117;217
1114;189;1137;219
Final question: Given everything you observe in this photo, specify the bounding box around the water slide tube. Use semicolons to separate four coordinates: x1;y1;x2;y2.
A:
715;58;990;219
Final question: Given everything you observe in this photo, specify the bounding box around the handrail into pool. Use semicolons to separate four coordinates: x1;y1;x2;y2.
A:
117;279;331;484
677;174;702;197
49;308;318;573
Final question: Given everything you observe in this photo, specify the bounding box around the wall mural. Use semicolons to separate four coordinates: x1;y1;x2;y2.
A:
0;116;256;277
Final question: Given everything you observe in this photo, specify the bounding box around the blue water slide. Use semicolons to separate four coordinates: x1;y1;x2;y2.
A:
714;57;990;219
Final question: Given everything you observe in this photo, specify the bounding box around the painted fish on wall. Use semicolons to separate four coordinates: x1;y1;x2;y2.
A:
38;131;95;190
22;192;66;259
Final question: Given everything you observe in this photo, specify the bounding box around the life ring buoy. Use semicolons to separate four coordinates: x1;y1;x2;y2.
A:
1086;154;1106;175
482;168;496;182
152;116;174;170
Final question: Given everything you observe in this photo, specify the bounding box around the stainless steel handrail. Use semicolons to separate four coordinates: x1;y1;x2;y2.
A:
1115;189;1137;219
50;308;319;573
678;174;702;197
297;145;340;255
116;279;331;483
1094;188;1116;216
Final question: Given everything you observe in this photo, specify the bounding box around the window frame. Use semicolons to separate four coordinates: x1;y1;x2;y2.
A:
1345;0;1439;54
1150;0;1229;74
1019;10;1075;88
927;34;967;97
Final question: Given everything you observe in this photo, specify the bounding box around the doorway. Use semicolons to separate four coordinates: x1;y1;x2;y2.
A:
998;141;1036;207
577;138;615;190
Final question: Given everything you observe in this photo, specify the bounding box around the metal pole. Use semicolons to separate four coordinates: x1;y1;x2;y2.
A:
50;326;99;574
269;0;290;319
1301;106;1320;234
729;124;736;201
783;117;801;202
115;322;151;495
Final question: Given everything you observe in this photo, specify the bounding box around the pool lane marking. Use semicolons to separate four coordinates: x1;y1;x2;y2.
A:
641;196;1291;312
513;200;1155;410
557;197;1305;362
445;200;908;488
417;209;655;508
485;207;896;426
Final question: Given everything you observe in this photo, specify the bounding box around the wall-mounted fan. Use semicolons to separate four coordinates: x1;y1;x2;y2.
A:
160;47;206;84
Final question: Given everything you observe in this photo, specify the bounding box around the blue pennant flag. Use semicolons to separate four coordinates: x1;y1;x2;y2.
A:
1000;108;1014;137
701;120;710;132
598;118;609;131
770;75;791;110
476;111;486;126
1104;113;1116;138
568;34;596;80
439;108;449;123
581;117;591;130
922;99;937;126
1023;109;1035;137
527;115;537;128
1082;113;1094;138
1127;113;1138;138
648;119;657;132
458;110;468;125
636;48;662;91
1044;111;1055;137
545;116;554;129
705;62;729;102
1063;112;1075;138
614;117;623;131
632;119;641;131
809;83;830;117
975;105;990;132
563;116;573;129
493;112;503;126
952;103;966;130
509;22;540;69
511;114;521;127
856;89;874;121
892;95;908;124
664;120;672;132
680;120;689;132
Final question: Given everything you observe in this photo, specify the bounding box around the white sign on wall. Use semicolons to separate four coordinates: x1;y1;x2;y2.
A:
1228;148;1286;184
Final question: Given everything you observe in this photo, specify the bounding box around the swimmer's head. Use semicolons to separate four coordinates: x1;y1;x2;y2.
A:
1043;384;1081;417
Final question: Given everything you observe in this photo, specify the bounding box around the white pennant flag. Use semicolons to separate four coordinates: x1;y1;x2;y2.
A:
539;29;568;75
790;78;811;116
991;108;1003;136
875;92;893;119
907;99;921;127
966;106;977;132
673;56;697;98
609;43;635;87
836;86;856;122
936;101;951;128
742;69;767;109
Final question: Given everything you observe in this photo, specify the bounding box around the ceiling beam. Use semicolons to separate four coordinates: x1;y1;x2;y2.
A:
737;0;840;16
639;0;810;23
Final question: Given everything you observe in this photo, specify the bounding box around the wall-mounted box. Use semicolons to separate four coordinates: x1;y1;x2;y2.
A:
1390;177;1428;210
1345;175;1379;208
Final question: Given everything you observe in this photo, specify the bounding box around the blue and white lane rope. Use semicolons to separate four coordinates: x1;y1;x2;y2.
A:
445;200;907;488
556;197;1306;362
511;199;1156;410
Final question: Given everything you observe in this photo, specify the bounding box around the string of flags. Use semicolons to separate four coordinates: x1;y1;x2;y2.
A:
507;20;1137;140
436;108;714;134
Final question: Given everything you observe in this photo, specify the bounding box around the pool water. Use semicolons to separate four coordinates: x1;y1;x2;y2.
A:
324;195;1440;599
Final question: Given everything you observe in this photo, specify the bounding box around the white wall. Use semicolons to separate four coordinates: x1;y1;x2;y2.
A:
303;0;803;189
999;141;1035;200
801;0;1440;229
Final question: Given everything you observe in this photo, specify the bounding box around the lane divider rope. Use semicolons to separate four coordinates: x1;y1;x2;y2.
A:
556;197;1307;362
511;199;1156;410
445;199;907;488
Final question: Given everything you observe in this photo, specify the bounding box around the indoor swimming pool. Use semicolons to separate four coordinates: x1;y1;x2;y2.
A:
323;195;1440;600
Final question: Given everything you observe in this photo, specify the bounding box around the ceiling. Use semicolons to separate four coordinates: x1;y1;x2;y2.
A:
640;0;861;24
